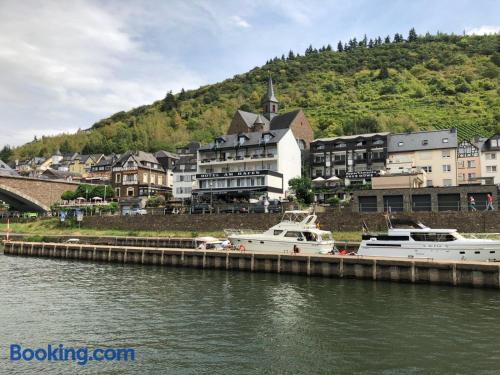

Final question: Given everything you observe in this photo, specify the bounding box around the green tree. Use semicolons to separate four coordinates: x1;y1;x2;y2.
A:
61;190;76;201
408;28;418;42
60;139;72;154
288;177;314;205
91;184;115;199
0;145;12;161
337;41;343;52
161;91;177;112
378;66;390;79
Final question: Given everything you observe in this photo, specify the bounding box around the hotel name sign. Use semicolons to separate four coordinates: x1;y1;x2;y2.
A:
197;170;268;179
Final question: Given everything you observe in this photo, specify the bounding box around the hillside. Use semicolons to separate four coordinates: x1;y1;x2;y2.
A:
3;31;500;161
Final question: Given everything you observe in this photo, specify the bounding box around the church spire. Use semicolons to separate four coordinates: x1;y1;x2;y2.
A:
262;74;279;120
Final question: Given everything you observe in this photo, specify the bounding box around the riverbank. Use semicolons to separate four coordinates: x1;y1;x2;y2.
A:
0;219;362;242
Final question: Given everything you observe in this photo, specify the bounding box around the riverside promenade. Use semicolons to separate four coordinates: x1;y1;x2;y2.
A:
4;240;500;289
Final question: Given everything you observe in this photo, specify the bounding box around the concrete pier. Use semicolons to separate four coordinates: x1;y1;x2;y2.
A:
4;241;500;289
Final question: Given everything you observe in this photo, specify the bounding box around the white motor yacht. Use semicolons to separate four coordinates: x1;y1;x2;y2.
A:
357;219;500;261
226;210;335;254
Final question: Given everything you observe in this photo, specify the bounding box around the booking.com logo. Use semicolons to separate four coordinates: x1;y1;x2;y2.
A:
10;344;135;366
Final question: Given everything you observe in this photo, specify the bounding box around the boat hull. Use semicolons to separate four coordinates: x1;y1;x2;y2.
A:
357;242;500;262
228;236;333;255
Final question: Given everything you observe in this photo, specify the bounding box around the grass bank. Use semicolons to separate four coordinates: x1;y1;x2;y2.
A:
0;219;362;241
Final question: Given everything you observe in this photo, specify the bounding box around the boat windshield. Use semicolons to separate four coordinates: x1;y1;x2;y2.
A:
321;232;333;241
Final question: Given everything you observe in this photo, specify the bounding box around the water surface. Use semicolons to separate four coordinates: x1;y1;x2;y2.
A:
1;254;500;374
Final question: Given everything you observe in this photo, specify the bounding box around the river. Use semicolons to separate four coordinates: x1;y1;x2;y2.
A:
1;253;500;374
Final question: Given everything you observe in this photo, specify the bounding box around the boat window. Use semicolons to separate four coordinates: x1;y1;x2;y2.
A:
273;230;283;235
303;232;318;242
322;233;332;241
410;233;457;242
284;231;302;238
305;216;315;224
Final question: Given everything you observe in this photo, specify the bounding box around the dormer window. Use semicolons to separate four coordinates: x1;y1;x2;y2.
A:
442;138;449;143
398;141;404;147
238;136;246;146
262;133;273;143
422;140;428;146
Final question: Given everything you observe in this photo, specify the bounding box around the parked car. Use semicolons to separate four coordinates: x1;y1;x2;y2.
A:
190;204;213;214
130;208;148;216
219;205;249;214
250;200;282;213
22;212;38;219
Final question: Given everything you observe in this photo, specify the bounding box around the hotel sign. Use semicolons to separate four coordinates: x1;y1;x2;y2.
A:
345;170;380;179
196;170;267;179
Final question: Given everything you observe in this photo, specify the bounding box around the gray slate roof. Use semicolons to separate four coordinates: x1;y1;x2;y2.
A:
388;129;458;153
155;150;180;159
0;159;18;176
237;110;270;130
115;151;162;168
199;128;290;151
315;132;390;142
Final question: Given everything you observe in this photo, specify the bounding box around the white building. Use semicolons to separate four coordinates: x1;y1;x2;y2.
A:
194;129;301;200
172;142;200;201
478;134;500;184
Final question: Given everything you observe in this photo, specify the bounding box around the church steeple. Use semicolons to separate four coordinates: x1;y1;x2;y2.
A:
261;75;279;120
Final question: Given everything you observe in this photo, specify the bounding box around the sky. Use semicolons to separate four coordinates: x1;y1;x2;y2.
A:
0;0;499;147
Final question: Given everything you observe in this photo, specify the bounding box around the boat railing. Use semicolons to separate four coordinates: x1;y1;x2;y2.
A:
224;229;262;236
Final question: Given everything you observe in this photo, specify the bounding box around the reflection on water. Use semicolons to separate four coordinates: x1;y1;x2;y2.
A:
1;255;500;374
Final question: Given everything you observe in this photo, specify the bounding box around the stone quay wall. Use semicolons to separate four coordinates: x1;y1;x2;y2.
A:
81;210;500;234
4;241;500;289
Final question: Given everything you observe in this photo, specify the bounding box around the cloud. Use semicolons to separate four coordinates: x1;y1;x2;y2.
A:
465;25;500;35
0;0;203;146
230;15;251;29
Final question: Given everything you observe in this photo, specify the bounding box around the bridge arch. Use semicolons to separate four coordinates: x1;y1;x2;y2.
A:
0;183;50;212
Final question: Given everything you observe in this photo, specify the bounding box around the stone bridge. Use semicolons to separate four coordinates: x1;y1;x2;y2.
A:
0;175;79;212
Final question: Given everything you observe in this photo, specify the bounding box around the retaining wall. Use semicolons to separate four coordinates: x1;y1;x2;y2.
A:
4;241;500;289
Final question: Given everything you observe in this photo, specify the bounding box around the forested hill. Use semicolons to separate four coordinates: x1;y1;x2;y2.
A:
3;31;500;161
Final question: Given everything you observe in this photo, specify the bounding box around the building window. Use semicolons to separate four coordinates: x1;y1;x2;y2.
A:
115;188;120;197
485;153;496;160
486;166;497;173
421;166;432;173
467;160;476;168
443;179;452;187
143;174;148;184
458;160;465;168
442;138;449;143
442;150;450;158
468;173;476;180
127;187;135;197
158;175;163;185
442;165;451;172
115;173;121;183
492;139;499;147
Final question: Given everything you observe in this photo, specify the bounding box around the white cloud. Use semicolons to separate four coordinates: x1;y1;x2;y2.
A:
0;0;203;146
230;15;251;29
465;25;500;35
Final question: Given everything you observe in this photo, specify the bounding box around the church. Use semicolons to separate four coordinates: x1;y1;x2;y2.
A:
226;76;313;150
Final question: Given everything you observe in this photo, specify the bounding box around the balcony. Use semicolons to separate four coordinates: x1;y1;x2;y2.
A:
122;180;138;185
112;166;138;172
198;154;277;164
